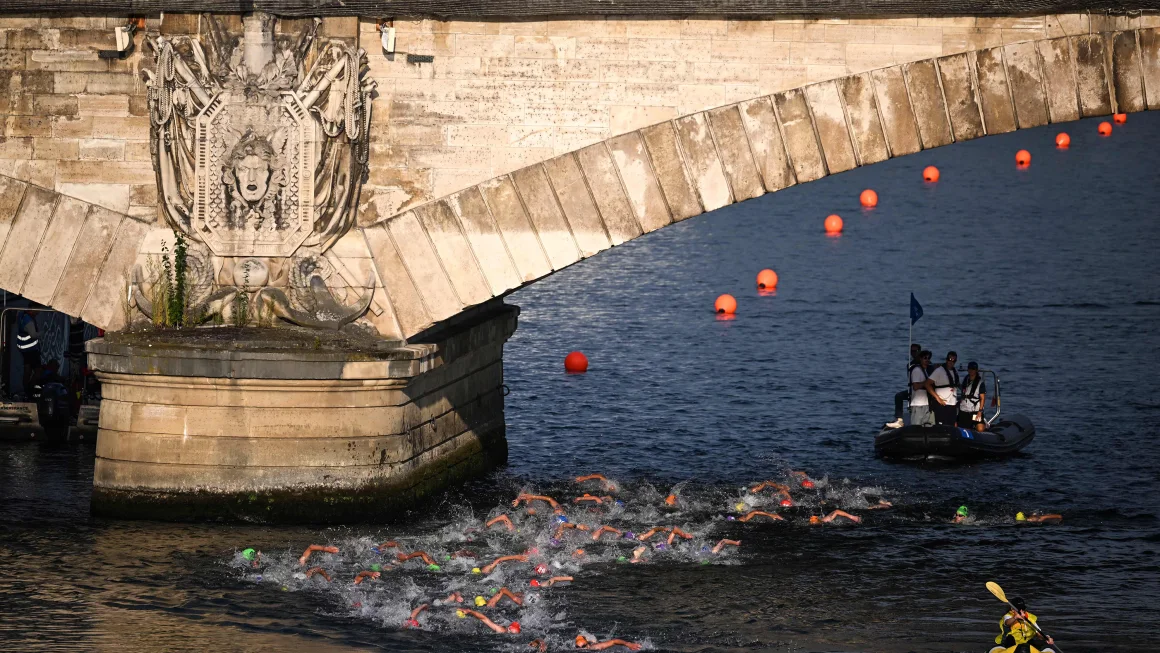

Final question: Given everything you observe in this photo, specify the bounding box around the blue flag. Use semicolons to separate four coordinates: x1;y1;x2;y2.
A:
910;293;923;325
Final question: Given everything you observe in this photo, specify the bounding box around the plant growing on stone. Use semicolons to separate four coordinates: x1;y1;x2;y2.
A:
167;231;188;327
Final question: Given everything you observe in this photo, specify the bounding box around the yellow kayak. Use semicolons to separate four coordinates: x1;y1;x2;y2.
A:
988;647;1057;653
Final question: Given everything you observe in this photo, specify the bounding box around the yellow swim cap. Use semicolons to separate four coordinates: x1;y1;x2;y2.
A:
1016;512;1026;521
471;567;481;574
456;610;466;618
735;502;746;512
474;596;486;606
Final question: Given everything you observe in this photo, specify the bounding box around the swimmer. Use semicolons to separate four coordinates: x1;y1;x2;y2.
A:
789;471;816;489
513;493;561;511
636;526;671;541
241;548;263;568
738;510;784;523
575;474;618;492
666;527;693;546
435;592;465;606
575;634;643;650
1017;512;1063;523
591;526;622;540
452;549;478;559
712;539;741;553
487;515;516;532
481;554;529;574
546;575;573;587
809;510;861;524
529;639;548;652
865;498;893;510
630;545;648;563
664;493;679;506
304;566;331;582
574;494;611;505
353;570;380;585
403;604;428;628
573;548;586;558
953;505;970;524
396;551;437;566
553;522;591;539
487;587;524;607
298;544;339;566
749;481;793;501
456;609;521;634
375;540;399;552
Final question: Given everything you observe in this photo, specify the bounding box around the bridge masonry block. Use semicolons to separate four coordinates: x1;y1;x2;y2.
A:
803;80;858;176
1037;37;1083;123
1072;34;1114;116
1111;30;1147;113
574;143;644;246
1141;29;1160;110
903;59;954;149
737;97;797;193
936;52;985;142
705;105;764;203
510;163;583;270
773;88;827;183
673;113;733;212
640;121;702;222
478;176;554;281
869;66;923;157
974;47;1019;135
540;153;614;258
608;131;673;232
444;188;523;295
88;304;518;523
1001;41;1050;129
837;73;890;166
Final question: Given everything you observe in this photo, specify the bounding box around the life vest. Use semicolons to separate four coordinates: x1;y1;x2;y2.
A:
960;376;984;412
16;314;38;350
909;365;928;403
996;611;1038;645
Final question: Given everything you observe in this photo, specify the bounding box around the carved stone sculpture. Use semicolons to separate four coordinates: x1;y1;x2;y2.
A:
138;13;375;330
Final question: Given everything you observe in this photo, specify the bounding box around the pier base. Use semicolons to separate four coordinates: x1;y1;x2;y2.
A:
88;304;517;523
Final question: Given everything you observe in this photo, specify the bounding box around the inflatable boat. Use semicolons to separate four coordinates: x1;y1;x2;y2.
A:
875;414;1035;459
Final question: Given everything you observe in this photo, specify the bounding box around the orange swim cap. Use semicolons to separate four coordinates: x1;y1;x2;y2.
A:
665;494;677;506
809;516;821;524
575;634;589;647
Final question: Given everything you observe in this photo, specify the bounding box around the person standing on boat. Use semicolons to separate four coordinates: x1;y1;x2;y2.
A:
908;350;937;427
928;351;960;425
957;362;987;428
887;344;923;429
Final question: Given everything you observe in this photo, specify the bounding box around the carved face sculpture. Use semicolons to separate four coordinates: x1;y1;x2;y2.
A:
234;154;271;203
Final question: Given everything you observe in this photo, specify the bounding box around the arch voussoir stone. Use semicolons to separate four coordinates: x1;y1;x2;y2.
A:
352;29;1156;341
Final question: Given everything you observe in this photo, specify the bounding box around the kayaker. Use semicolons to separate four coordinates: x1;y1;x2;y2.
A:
909;350;937;427
995;596;1055;652
887;343;923;429
958;362;987;428
928;351;960;425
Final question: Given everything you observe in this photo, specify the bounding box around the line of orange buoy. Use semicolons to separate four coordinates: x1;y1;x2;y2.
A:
1015;149;1031;168
1098;121;1113;136
564;351;588;373
1113;113;1127;124
859;189;878;208
923;166;940;182
715;294;738;315
824;214;843;235
756;269;778;290
1056;132;1070;148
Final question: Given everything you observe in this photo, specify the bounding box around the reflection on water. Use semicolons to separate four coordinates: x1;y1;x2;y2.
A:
3;114;1160;652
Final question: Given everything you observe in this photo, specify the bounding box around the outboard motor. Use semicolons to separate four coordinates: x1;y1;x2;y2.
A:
33;381;72;430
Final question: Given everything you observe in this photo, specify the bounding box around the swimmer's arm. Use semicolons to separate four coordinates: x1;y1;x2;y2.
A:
588;640;642;651
487;515;515;531
298;544;339;566
546;575;573;586
481;554;528;574
410;604;429;619
825;510;861;523
591;526;621;540
739;510;784;522
460;609;507;634
575;474;607;483
637;527;669;541
304;566;331;581
353;570;380;584
574;494;603;504
487;587;524;607
631;545;647;562
712;538;741;553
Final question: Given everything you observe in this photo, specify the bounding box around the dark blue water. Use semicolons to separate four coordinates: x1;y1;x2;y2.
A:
2;114;1159;652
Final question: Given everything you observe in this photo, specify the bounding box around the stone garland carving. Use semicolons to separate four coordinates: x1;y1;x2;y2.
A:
135;13;376;330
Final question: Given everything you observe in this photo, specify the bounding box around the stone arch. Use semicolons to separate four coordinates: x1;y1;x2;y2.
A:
360;28;1160;340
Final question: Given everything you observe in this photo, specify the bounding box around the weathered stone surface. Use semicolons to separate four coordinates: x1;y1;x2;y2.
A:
1038;37;1081;123
445;187;523;295
50;204;122;317
363;224;434;337
936;53;984;141
385;211;464;321
973;47;1017;134
541;152;613;257
81;216;147;331
0;184;56;293
869;66;923;156
0;176;28;251
737;96;796;192
674;113;732;211
22;195;89;304
773;88;826;182
1141;28;1160;111
705;105;763;202
837;72;889;166
607;131;672;232
511;164;583;269
478;176;553;280
414;201;493;307
574;142;642;245
903;59;953;148
96;430;415;467
803;80;857;175
1072;34;1112;116
1003;41;1050;128
640;122;701;221
1110;30;1145;114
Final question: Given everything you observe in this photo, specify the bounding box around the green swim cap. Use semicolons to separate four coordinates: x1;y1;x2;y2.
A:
427;563;441;571
370;563;382;572
242;548;256;561
616;556;627;563
489;587;499;595
956;505;969;517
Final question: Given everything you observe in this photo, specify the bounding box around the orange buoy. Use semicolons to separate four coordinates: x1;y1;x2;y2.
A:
756;269;778;290
859;189;878;208
1098;121;1112;136
1015;149;1031;167
714;294;737;315
922;165;940;182
824;214;843;235
1113;112;1127;124
564;351;588;373
1055;132;1070;148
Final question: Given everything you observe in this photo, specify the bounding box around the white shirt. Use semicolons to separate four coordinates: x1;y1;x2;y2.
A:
909;365;929;407
929;366;958;407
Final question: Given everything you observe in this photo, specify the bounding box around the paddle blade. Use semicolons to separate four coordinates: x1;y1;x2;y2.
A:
986;581;1008;603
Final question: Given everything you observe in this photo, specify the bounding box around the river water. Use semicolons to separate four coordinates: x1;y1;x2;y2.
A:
2;114;1159;653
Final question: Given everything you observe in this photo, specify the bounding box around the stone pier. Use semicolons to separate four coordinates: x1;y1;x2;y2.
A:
88;304;515;523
